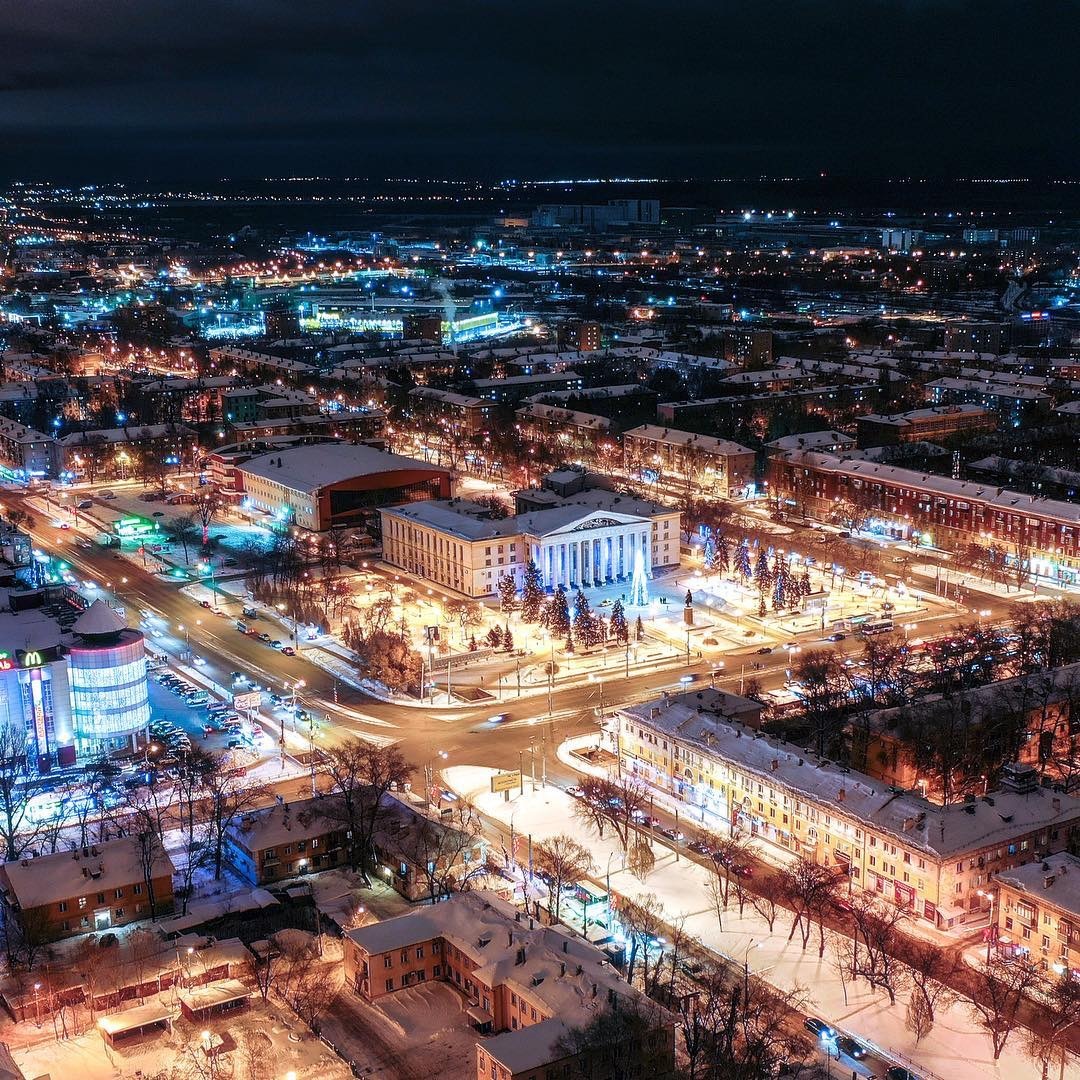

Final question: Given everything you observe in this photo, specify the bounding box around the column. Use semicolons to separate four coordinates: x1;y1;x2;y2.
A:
563;543;571;590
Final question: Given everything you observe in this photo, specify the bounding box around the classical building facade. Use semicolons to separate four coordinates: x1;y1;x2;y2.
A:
380;497;678;598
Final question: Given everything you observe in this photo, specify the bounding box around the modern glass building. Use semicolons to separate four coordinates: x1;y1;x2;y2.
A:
66;600;150;758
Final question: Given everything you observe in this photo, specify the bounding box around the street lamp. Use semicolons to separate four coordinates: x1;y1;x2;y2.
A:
742;939;758;1000
977;888;997;962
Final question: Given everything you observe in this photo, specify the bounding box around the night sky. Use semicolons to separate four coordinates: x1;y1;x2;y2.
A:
2;0;1078;183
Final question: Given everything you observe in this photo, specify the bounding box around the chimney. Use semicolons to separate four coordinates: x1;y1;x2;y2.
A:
771;758;779;772
560;961;566;977
562;940;568;953
1046;874;1057;890
515;947;526;966
838;788;846;802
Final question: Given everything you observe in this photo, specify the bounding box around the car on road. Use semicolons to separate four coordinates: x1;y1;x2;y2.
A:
230;671;247;683
281;646;295;656
836;1035;866;1060
269;640;283;649
242;607;257;619
227;738;244;749
192;655;206;666
487;713;508;724
886;1068;921;1080
258;632;272;642
567;786;584;799
654;825;685;843
199;600;211;609
827;632;846;642
756;646;773;655
223;557;238;567
99;490;117;500
803;1018;834;1041
269;694;283;706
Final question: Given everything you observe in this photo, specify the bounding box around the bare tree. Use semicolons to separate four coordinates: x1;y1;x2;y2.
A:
322;739;411;883
0;724;37;861
903;937;960;1043
572;775;649;851
779;858;837;957
619;892;666;991
534;835;594;923
748;874;784;932
966;955;1044;1061
1026;972;1080;1080
203;761;270;880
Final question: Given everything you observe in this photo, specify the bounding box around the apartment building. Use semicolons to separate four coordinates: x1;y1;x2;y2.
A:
994;853;1080;974
224;794;484;901
408;386;494;436
767;450;1080;585
515;402;613;451
856;405;998;448
622;425;755;498
0;418;59;478
344;891;674;1080
848;662;1080;795
616;693;1080;931
925;378;1050;425
223;796;351;885
0;839;175;939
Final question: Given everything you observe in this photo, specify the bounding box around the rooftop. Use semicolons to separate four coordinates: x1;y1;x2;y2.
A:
348;891;654;1066
996;853;1080;916
623;424;753;456
239;442;445;493
0;839;175;910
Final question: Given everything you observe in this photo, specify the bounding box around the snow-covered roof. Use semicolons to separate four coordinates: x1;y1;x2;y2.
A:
996;853;1080;917
620;695;1080;860
238;442;445;494
73;598;126;637
481;1018;573;1073
623;424;753;457
774;449;1080;527
97;1002;175;1036
766;430;855;451
0;839;175;910
348;890;658;1064
926;378;1050;401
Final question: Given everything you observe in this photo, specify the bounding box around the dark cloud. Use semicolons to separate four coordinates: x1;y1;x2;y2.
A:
0;0;1076;181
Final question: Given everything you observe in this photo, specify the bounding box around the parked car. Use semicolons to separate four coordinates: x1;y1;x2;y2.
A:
886;1068;921;1080
281;646;295;656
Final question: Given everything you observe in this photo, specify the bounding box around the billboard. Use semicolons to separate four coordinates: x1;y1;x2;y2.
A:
490;771;521;794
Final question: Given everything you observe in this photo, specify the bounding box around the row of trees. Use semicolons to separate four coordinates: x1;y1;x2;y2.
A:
783;601;1080;796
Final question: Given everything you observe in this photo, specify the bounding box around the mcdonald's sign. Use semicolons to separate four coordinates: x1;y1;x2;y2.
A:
21;651;43;669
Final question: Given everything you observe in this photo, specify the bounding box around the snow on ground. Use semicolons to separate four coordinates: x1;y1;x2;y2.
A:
321;981;479;1080
444;763;1080;1080
13;991;351;1080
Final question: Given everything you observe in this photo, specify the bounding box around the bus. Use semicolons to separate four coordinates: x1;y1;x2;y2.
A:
859;619;894;637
